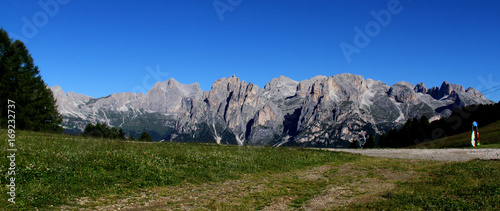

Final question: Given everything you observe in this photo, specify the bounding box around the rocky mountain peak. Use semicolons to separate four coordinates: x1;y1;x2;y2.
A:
414;82;427;93
52;74;494;147
151;78;202;99
388;82;416;103
333;73;365;84
300;74;371;103
393;81;415;89
166;78;180;88
440;81;465;97
141;78;202;114
466;87;486;100
263;76;299;98
50;85;65;97
424;81;466;100
264;76;298;90
296;75;327;97
51;86;66;101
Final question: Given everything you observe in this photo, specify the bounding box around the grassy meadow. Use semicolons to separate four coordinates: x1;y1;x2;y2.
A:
1;129;499;210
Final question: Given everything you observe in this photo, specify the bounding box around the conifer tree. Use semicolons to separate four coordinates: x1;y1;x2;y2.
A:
378;133;387;148
0;28;62;131
118;128;126;140
364;133;376;148
349;139;360;148
139;131;152;142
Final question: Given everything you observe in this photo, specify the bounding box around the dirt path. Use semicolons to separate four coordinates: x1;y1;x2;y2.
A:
60;161;416;210
326;148;500;162
59;149;499;210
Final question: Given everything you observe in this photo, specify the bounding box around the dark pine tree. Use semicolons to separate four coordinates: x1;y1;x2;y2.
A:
110;127;118;139
378;133;388;148
83;123;103;138
118;128;126;140
349;139;360;149
418;116;430;140
0;28;62;132
83;123;127;140
386;129;399;148
139;131;152;142
364;133;376;148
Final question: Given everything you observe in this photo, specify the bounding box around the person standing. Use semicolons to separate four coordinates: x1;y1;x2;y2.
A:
472;121;480;147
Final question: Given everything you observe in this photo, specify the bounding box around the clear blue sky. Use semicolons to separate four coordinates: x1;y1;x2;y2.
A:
1;0;500;102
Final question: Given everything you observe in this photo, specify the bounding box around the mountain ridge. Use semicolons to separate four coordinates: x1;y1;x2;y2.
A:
50;73;494;147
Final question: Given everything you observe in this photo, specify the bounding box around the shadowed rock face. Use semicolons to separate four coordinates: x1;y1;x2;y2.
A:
50;73;493;147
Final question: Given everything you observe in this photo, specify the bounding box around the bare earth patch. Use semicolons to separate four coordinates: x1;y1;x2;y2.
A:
261;196;298;211
61;160;417;210
302;164;412;210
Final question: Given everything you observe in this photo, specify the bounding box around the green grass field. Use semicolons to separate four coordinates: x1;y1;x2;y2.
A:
1;130;499;210
410;121;500;149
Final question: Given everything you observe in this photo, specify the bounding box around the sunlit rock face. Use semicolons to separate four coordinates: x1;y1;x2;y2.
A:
51;73;493;147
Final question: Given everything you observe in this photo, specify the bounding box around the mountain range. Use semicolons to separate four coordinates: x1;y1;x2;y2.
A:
50;73;493;147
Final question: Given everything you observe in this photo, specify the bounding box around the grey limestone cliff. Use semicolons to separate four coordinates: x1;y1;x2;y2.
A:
51;73;493;147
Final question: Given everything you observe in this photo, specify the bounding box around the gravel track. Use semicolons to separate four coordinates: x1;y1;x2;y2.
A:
326;149;500;162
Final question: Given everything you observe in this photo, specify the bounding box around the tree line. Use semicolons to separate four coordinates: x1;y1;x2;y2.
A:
374;102;500;148
82;123;152;142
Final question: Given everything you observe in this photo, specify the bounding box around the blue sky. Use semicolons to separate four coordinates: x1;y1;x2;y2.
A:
1;0;500;102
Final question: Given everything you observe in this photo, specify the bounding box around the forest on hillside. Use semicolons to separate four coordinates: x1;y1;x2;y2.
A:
376;102;500;148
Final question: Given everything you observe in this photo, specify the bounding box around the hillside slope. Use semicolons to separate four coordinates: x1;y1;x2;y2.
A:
409;121;500;148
